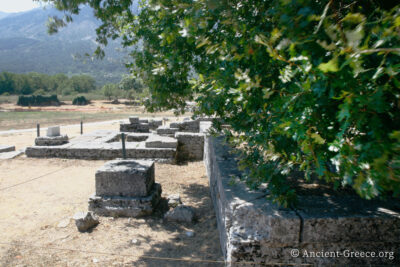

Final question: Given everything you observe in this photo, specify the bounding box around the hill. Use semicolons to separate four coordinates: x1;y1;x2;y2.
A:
0;6;129;85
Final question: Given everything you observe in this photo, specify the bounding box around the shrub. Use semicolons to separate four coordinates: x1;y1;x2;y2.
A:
72;95;90;105
17;95;60;106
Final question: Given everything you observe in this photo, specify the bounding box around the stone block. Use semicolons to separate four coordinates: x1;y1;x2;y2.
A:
156;126;180;136
0;150;24;160
148;120;163;130
0;145;15;153
139;119;149;123
164;205;195;223
170;120;199;132
145;135;177;149
46;126;60;137
73;211;99;232
129;116;139;124
35;135;69;146
89;183;162;217
120;123;150;133
95;159;155;197
175;132;205;161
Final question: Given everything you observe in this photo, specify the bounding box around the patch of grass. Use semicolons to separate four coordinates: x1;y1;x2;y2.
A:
0;111;130;130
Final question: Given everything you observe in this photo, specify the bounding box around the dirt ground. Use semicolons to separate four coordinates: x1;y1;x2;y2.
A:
0;118;223;266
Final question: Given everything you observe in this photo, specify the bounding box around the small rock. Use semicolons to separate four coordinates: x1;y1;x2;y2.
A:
164;205;195;223
131;239;141;245
167;194;182;208
73;211;99;232
185;230;195;237
57;219;70;228
92;258;99;263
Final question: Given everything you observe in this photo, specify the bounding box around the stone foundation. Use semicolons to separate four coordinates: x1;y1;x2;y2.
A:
205;136;400;266
170;120;200;132
35;135;69;146
0;145;15;153
89;183;162;217
89;159;161;217
120;123;150;133
156;126;180;137
26;130;176;162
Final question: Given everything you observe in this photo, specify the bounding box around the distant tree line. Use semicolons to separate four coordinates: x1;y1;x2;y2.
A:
0;72;96;96
0;71;148;102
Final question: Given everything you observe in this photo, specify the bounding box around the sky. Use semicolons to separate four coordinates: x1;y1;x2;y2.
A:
0;0;42;13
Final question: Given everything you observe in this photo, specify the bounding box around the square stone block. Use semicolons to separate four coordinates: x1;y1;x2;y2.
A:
95;159;155;197
129;116;139;124
47;126;60;137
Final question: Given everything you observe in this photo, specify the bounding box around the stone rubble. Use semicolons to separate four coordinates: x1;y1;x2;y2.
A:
73;211;99;232
164;205;195;223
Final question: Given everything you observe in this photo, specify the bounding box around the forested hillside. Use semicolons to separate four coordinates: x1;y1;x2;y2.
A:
0;6;130;85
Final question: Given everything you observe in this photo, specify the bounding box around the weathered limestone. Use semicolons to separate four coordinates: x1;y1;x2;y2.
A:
148;119;163;130
89;184;161;217
156;126;180;137
164;205;195;223
129;116;140;124
145;135;178;149
170;119;200;132
120;123;150;133
47;126;60;137
33;125;69;146
26;130;176;161
167;194;182;208
205;136;400;266
0;150;24;160
95;160;155;197
89;159;161;217
73;211;99;232
35;135;69;146
121;116;151;133
0;145;15;153
176;132;205;161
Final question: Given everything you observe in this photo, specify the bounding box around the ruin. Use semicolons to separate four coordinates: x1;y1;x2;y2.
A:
34;126;69;146
26;118;207;163
204;136;400;266
120;116;163;133
0;145;15;153
88;159;162;217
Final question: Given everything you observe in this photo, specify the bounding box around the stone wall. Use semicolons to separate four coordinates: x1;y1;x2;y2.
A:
175;132;205;161
204;136;400;266
170;120;200;133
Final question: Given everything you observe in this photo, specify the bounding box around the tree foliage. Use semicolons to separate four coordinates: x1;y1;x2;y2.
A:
43;0;400;206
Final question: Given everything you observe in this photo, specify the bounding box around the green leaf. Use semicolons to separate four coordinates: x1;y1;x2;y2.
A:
318;58;339;73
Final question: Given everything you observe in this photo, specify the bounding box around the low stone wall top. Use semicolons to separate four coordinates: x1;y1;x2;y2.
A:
0;145;16;153
205;136;400;266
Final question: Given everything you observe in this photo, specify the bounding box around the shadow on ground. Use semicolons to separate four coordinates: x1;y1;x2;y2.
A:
128;183;224;267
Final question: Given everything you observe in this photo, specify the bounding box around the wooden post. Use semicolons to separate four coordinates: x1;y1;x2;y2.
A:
80;121;83;135
121;133;126;159
37;124;40;137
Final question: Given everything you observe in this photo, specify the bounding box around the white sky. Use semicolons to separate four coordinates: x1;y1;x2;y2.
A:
0;0;42;13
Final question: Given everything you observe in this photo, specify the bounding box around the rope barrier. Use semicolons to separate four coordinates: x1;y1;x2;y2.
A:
0;241;313;266
0;166;70;191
